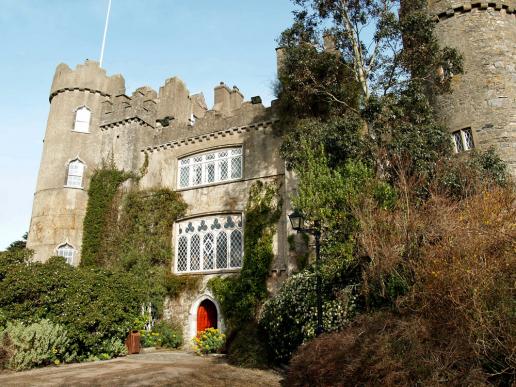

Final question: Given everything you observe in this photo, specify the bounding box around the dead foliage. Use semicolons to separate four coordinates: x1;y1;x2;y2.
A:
287;179;515;385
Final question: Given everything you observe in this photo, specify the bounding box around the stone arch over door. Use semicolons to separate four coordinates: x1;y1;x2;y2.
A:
187;294;224;343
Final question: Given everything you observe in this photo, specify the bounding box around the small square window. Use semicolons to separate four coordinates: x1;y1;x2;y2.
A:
452;128;474;153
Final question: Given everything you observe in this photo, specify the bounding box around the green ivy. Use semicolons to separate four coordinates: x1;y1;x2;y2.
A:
82;165;200;317
81;166;134;267
209;180;282;330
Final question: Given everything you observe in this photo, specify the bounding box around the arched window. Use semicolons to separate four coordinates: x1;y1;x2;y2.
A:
57;243;75;265
66;159;85;188
74;106;91;133
175;215;243;274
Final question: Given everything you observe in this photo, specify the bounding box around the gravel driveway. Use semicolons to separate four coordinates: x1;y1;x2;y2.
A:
0;351;283;386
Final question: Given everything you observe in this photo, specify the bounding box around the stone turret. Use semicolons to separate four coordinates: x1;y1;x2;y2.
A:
50;60;125;102
27;60;126;263
427;0;516;174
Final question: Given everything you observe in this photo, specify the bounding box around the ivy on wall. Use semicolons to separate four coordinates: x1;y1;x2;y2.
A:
81;165;199;312
81;167;134;267
209;180;282;330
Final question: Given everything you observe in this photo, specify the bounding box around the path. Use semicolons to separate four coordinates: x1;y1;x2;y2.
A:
0;351;282;386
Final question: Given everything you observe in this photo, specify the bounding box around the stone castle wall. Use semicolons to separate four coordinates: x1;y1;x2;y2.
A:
428;1;516;174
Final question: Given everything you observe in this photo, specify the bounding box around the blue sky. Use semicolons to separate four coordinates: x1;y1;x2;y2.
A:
0;0;295;250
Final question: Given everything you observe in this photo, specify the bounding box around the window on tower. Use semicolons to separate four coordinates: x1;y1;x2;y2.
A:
452;128;475;153
57;243;76;265
73;106;91;133
66;159;85;188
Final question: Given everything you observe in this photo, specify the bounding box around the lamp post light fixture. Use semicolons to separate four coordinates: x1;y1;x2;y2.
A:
288;210;323;336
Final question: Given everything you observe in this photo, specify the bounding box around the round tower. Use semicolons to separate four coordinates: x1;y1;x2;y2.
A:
427;0;516;175
27;60;125;264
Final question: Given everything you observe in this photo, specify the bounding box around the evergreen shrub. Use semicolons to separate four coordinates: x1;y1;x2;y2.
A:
259;270;355;363
0;257;143;359
225;322;271;369
153;319;182;349
1;319;75;370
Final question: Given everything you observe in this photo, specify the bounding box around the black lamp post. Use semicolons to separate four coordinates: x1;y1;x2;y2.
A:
288;210;323;336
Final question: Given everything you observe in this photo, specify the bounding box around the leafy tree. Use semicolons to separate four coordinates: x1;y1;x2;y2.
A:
4;232;28;253
277;0;463;182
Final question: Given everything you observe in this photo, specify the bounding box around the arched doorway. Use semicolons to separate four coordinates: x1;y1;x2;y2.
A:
197;299;217;333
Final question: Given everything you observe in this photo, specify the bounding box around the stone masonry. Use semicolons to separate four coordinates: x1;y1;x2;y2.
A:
429;0;516;174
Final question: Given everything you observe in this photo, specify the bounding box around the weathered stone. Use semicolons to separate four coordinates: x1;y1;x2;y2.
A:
428;0;516;175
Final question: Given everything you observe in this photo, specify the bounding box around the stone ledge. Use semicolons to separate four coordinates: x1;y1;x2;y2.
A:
49;87;110;103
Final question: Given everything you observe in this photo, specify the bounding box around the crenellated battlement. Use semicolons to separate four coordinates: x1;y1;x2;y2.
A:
428;0;516;18
100;86;157;129
50;60;125;102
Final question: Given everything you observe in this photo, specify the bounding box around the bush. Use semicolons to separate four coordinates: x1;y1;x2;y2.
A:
0;248;32;281
434;147;510;199
2;320;75;371
260;270;355;363
153;319;182;349
225;322;271;369
286;312;491;386
0;257;143;359
192;328;225;355
99;337;127;358
351;181;515;384
139;330;161;348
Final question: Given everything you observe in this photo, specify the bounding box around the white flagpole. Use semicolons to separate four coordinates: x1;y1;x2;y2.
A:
99;0;112;67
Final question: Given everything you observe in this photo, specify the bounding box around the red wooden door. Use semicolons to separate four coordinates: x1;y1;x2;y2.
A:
197;300;217;333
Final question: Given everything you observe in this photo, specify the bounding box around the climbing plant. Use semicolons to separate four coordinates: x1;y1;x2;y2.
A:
80;166;134;267
81;164;199;314
209;180;282;330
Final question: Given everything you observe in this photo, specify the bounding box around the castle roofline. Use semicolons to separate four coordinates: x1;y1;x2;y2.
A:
50;60;126;102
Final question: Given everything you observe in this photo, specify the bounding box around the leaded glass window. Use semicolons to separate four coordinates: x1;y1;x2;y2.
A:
190;235;201;271
175;215;243;274
463;128;474;150
230;230;243;268
177;236;188;272
453;132;464;152
216;232;228;269
452;128;475;153
177;147;243;188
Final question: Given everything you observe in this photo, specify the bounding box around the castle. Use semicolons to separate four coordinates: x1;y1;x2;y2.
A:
26;1;516;341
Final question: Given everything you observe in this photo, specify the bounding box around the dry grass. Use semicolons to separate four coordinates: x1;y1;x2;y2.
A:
286;182;515;386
